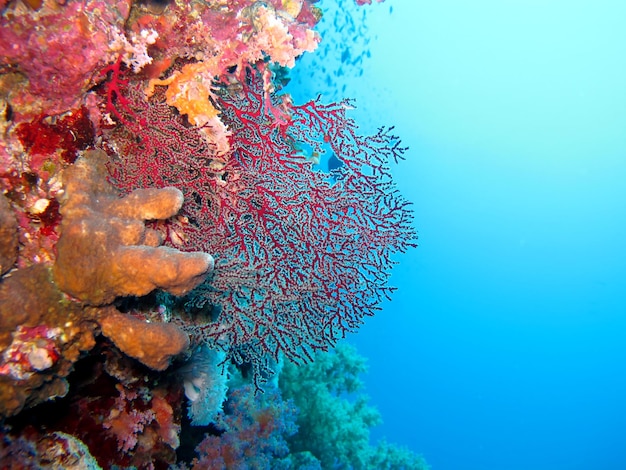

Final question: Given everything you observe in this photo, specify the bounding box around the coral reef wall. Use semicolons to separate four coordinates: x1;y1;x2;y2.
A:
0;0;421;468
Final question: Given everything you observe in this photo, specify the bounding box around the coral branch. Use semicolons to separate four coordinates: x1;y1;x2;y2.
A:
53;149;214;305
99;309;189;371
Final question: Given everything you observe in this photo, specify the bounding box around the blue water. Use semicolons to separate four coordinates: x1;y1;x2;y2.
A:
290;1;626;469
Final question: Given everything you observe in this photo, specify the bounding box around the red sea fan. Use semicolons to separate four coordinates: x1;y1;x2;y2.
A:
103;65;416;382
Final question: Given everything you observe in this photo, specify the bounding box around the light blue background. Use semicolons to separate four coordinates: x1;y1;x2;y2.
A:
290;1;626;468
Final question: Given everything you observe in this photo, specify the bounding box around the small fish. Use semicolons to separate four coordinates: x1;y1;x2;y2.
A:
327;154;343;172
341;48;351;63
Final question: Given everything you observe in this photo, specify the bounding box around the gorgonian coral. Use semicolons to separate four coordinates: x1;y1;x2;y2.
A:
104;63;416;384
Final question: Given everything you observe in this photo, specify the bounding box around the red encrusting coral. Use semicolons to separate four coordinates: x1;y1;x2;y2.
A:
1;107;96;267
16;107;95;166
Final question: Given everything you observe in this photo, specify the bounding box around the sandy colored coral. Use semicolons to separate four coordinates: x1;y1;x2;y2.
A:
99;309;189;371
0;194;18;276
53;149;214;306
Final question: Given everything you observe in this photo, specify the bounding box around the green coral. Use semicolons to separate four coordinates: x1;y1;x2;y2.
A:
279;343;429;470
367;439;430;470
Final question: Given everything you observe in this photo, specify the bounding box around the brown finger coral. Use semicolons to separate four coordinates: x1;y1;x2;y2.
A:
53;149;214;306
0;193;18;276
99;308;190;371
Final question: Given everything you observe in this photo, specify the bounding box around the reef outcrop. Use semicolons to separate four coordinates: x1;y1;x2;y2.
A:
0;149;214;417
0;194;17;276
0;265;98;417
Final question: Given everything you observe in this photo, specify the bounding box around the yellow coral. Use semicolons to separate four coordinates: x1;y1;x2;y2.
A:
281;0;304;18
146;61;233;155
146;61;220;127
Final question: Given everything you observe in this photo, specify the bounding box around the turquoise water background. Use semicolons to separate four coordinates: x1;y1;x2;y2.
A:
290;1;626;468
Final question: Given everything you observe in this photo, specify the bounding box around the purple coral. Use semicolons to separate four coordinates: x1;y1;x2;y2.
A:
189;383;297;469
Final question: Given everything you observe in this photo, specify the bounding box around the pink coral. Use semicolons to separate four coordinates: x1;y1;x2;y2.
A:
104;384;156;453
43;349;185;468
0;0;132;118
